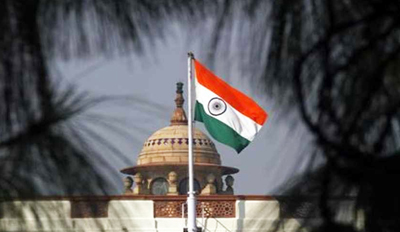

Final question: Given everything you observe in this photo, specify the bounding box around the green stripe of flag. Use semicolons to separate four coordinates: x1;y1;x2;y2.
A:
195;101;250;153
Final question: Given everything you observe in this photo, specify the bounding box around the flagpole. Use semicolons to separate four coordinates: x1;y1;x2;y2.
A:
186;52;197;232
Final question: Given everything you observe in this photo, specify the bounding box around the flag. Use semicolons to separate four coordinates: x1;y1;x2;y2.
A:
194;60;268;153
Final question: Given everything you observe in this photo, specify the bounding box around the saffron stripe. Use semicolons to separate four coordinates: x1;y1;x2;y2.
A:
195;78;263;142
194;60;267;125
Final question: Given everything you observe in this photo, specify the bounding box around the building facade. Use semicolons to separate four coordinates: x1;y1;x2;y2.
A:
121;82;238;196
0;83;306;232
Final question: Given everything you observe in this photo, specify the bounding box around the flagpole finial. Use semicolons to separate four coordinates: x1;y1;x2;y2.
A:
188;52;195;59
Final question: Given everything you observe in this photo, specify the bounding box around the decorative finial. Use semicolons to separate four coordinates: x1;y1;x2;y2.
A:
224;175;234;195
188;52;195;59
123;176;133;195
176;82;183;94
170;82;188;125
201;173;217;195
132;173;144;195
167;171;179;195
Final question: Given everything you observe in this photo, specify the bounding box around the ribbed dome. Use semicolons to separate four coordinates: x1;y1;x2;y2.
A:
136;81;222;166
138;125;221;165
120;82;239;184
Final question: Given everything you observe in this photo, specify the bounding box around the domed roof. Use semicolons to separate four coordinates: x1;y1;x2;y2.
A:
138;125;221;165
120;82;238;176
138;82;220;166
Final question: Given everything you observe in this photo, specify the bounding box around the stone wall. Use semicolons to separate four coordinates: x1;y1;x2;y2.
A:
0;196;301;232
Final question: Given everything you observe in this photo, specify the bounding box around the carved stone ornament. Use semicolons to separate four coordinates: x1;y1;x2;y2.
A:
167;171;178;195
201;174;217;195
154;200;235;218
123;176;133;195
133;173;144;195
224;175;234;195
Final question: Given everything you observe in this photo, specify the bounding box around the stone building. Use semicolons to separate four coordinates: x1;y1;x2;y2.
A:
0;83;307;232
120;82;238;196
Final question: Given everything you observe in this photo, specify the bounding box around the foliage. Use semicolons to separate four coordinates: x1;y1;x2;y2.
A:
226;1;400;231
0;0;208;196
1;0;400;231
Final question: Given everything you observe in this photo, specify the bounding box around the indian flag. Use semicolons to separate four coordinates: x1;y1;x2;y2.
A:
194;60;268;153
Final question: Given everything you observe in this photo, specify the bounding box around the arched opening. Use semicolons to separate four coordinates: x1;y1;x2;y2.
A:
150;177;169;195
179;177;200;195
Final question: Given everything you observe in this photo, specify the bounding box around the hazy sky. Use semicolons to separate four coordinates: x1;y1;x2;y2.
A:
57;25;312;195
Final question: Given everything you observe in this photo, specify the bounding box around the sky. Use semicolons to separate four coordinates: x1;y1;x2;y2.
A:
57;25;313;195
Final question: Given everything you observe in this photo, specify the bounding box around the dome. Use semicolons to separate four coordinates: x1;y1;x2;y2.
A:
133;82;222;167
120;82;238;196
138;125;221;165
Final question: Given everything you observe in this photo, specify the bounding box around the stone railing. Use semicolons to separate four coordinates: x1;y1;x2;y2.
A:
0;195;274;219
0;195;307;232
153;196;237;218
